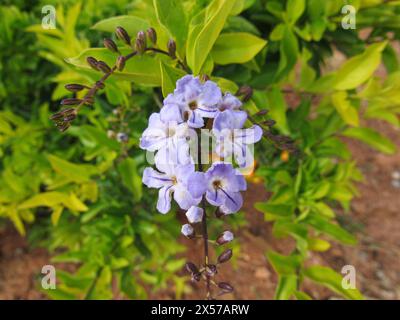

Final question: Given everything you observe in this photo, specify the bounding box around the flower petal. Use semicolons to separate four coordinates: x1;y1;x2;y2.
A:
142;167;172;189
157;185;174;214
174;184;198;210
187;172;207;198
185;206;204;224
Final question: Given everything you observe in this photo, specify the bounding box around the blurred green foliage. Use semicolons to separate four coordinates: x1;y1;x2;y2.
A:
0;0;399;300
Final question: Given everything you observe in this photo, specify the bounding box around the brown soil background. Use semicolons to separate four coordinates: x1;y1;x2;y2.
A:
1;49;399;300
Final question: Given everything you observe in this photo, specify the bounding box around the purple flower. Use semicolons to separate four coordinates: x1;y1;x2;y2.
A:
217;92;242;112
142;163;201;214
186;206;204;224
213;110;263;167
160;75;222;128
181;224;194;237
140;112;193;152
216;231;234;245
203;162;247;213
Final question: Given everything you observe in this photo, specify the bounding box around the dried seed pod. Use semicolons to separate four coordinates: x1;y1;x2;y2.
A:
218;282;234;293
97;61;112;73
216;231;234;245
136;31;147;48
65;84;87;92
185;262;199;275
60;98;82;106
115;26;130;45
217;249;232;264
146;27;157;45
103;38;119;53
86;56;98;70
206;264;218;277
167;39;176;59
135;38;146;54
236;85;253;102
116;56;126;71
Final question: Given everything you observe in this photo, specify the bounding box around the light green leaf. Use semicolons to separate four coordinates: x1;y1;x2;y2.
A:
265;87;290;134
275;275;297;300
334;42;387;90
342;127;396;154
307;238;331;252
153;0;187;53
186;0;235;75
303;266;363;300
287;0;305;25
66;48;163;86
117;158;143;202
159;61;186;97
267;251;302;275
91;16;150;36
47;154;97;183
293;291;312;300
211;32;267;65
331;91;359;126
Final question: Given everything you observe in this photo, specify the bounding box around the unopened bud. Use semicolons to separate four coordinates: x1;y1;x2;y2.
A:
50;108;76;120
56;122;71;132
217;249;232;264
137;31;147;48
185;262;199;275
255;109;269;116
117;132;129;143
60;98;81;106
218;282;234;293
185;206;203;224
116;56;126;71
104;38;119;53
262;119;276;127
216;231;234;245
206;264;217;276
115;26;131;45
65;84;87;92
135;38;146;54
181;224;194;238
86;56;98;70
236;85;253;102
146;27;157;45
97;61;112;73
167;39;176;59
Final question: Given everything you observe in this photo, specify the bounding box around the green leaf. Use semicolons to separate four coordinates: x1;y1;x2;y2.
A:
255;203;293;218
267;251;302;275
66;48;163;86
47;154;97;183
331;91;359;127
333;42;387;90
306;214;357;245
276;25;299;80
342;127;396;155
159;61;186;97
153;0;187;54
286;0;305;25
211;32;267;65
265;87;290;134
307;238;331;252
186;0;235;75
303;266;363;300
91;16;150;36
293;291;312;300
117;158;142;202
275;275;297;300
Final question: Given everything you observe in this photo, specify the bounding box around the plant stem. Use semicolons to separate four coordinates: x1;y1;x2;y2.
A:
197;129;211;299
145;47;190;73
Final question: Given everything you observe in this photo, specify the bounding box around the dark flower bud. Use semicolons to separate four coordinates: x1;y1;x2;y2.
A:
117;132;129;143
255;109;269;116
55;122;70;132
103;38;119;53
192;272;201;282
65;84;87;92
116;56;126;71
60;98;81;106
135;38;146;54
115;26;131;45
146;27;157;45
218;282;234;293
50;108;76;120
86;56;99;70
262;119;276;127
236;85;253;102
217;249;232;264
206;264;217;276
167;39;176;59
185;262;199;275
97;60;112;73
137;31;147;48
216;231;234;245
63;113;77;122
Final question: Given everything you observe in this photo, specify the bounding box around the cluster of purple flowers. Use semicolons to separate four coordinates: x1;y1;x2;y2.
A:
140;75;262;236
